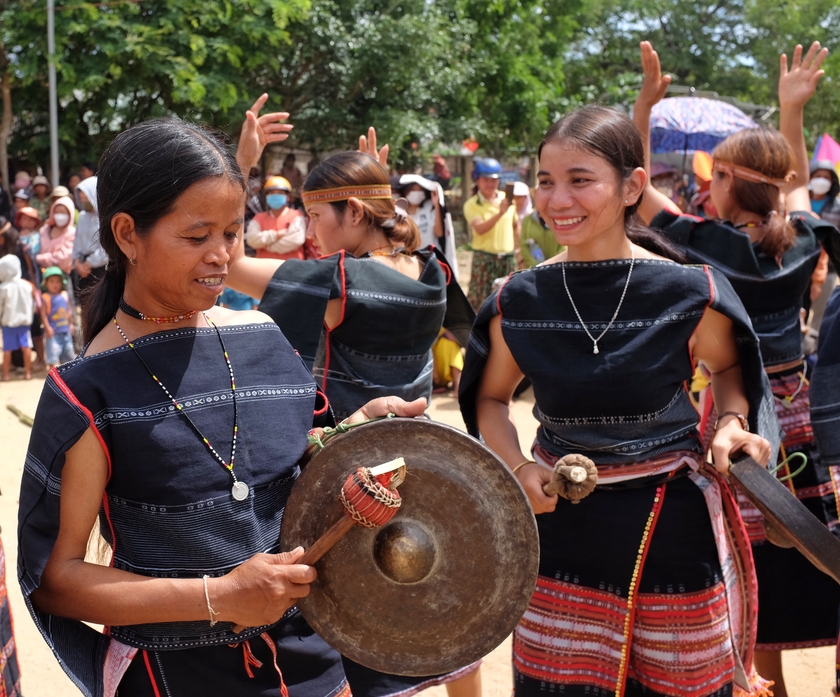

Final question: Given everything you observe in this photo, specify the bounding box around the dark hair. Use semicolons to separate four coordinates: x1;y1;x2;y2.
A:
81;161;98;175
712;129;796;258
83;117;245;342
303;151;421;253
539;105;684;262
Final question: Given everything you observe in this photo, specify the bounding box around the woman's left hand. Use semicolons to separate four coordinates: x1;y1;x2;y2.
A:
345;396;427;424
637;41;672;109
237;94;294;172
710;420;772;473
358;127;390;169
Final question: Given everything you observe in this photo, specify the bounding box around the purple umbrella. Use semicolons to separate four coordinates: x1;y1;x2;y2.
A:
649;97;759;153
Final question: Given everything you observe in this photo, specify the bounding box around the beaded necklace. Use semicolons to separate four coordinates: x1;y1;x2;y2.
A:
361;245;407;258
119;297;197;324
112;312;249;501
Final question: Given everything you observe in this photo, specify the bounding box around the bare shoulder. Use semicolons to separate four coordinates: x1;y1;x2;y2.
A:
206;305;275;327
84;322;127;357
539;250;568;266
631;243;672;262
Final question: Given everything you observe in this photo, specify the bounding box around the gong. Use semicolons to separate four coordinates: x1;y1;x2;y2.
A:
281;418;539;676
729;455;840;584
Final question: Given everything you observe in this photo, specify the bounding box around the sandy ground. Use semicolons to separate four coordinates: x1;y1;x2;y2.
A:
1;371;835;696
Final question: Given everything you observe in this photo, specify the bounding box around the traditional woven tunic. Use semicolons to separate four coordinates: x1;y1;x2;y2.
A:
18;322;348;697
654;209;840;649
259;247;473;422
460;260;774;697
259;248;477;697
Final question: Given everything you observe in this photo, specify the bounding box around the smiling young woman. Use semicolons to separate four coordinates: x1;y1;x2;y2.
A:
18;117;426;697
458;104;776;697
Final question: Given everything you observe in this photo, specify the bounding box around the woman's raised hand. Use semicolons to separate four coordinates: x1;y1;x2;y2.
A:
779;41;828;108
237;94;294;172
358;127;390;169
636;41;672;109
214;547;315;632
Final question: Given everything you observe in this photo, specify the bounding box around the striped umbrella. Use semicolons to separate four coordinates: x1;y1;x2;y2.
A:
649;97;759;154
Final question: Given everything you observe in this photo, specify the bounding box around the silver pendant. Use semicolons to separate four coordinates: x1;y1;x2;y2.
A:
231;481;250;501
593;342;599;355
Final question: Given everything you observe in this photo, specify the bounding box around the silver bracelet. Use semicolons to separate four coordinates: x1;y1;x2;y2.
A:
203;574;220;627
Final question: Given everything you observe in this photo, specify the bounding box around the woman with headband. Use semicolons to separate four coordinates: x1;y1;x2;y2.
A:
227;105;478;697
635;41;840;696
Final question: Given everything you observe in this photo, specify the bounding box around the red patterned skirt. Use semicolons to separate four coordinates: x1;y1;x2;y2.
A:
739;368;840;650
517;450;769;697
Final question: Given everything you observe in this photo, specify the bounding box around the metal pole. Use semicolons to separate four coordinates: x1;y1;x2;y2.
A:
47;0;59;186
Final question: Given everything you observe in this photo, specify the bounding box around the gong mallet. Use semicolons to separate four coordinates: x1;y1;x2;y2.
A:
542;453;598;504
232;457;407;633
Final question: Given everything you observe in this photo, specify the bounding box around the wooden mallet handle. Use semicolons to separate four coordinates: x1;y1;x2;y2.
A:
232;458;406;633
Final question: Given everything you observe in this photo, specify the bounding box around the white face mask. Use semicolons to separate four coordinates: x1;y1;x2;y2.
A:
406;191;426;206
53;213;71;227
809;177;832;196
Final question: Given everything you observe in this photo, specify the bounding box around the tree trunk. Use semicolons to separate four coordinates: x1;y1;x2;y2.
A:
0;43;11;199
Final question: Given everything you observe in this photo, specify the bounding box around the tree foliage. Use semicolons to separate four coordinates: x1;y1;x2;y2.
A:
2;0;840;178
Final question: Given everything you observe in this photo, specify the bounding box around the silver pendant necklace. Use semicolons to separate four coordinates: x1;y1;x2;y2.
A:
561;247;635;355
113;312;249;501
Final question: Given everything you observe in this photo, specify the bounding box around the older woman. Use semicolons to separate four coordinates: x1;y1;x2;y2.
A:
18;117;423;697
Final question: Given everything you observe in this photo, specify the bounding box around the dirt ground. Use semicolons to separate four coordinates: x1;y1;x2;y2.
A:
0;371;835;695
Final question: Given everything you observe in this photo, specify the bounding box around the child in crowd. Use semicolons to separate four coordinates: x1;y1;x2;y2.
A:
432;328;463;395
0;254;34;380
217;286;259;311
41;266;75;370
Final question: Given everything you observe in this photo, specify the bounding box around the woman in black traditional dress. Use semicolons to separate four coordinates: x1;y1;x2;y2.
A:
18;117;424;697
459;104;774;696
635;41;840;697
228;111;473;423
225;103;479;697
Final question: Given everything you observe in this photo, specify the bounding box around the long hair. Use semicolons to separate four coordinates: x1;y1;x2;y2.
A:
303;152;421;253
712;129;797;259
539;105;684;262
83;117;245;342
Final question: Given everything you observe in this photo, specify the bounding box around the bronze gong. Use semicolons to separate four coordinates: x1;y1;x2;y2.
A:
281;418;539;676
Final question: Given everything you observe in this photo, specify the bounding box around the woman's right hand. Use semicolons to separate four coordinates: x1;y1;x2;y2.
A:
636;41;672;109
516;463;559;514
237;94;295;172
213;547;315;630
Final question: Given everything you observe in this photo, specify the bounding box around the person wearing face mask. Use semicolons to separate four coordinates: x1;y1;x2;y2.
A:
399;175;443;249
807;162;839;331
245;176;306;260
35;196;76;276
71;175;108;300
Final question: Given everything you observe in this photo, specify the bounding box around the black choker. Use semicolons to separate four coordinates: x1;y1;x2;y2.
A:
119;297;198;325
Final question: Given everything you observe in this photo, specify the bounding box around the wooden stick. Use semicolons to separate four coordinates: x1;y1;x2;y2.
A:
6;404;34;427
299;514;355;566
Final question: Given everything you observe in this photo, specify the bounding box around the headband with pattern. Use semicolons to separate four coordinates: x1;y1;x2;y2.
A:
301;185;392;205
713;161;794;189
